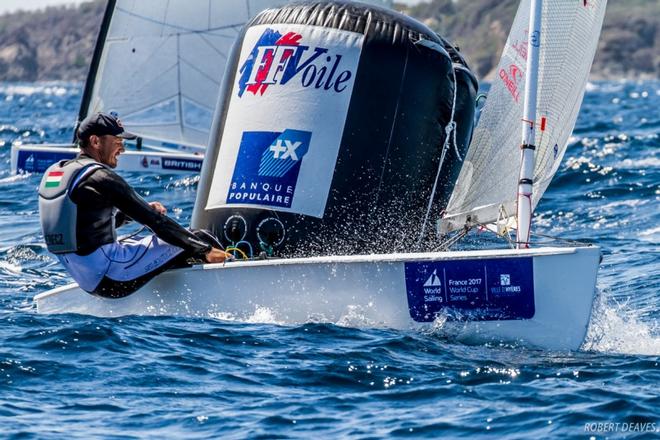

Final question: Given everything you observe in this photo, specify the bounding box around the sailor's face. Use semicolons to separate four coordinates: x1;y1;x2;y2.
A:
98;135;125;168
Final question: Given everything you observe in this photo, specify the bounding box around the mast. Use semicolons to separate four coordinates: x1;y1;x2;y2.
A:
73;0;116;142
516;0;542;249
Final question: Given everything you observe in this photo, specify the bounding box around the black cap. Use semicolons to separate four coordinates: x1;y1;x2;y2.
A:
76;112;137;141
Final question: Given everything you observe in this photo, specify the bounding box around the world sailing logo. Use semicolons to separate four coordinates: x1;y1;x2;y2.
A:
423;269;443;302
237;28;354;97
227;129;312;209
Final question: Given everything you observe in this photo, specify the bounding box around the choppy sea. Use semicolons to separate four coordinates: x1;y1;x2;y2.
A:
0;80;658;439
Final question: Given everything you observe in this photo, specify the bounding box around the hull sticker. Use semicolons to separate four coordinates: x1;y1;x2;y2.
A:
17;151;76;173
404;257;535;322
162;157;202;172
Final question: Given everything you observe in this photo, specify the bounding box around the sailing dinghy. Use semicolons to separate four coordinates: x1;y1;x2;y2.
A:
35;0;607;351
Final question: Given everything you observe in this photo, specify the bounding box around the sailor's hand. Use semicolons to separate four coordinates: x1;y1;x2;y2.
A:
204;248;235;263
149;201;167;215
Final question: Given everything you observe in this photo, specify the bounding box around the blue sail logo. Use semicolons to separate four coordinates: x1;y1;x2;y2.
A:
258;130;310;177
228;129;312;209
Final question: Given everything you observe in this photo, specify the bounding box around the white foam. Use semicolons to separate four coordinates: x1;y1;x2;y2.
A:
0;84;71;96
0;173;31;184
246;306;283;325
0;261;22;274
638;225;660;243
336;304;378;327
583;292;660;356
617;157;660;169
585;81;599;92
596;199;646;212
207;305;284;325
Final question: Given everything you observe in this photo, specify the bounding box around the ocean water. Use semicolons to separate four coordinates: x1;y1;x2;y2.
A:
0;80;658;439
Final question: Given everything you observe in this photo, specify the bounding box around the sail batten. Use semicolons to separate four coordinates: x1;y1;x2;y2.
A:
440;0;607;233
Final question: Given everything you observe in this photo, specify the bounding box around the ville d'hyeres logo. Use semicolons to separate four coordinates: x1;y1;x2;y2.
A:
237;28;354;97
227;129;312;209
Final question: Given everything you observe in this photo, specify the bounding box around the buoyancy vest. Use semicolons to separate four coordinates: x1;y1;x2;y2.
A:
38;157;110;254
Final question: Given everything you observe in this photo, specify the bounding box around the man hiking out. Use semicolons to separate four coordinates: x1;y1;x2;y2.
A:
38;112;231;298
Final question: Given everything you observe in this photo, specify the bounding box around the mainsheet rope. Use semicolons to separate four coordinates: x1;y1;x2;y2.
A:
416;63;459;248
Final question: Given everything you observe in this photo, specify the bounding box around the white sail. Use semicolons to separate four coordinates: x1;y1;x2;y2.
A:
440;0;607;233
85;0;293;150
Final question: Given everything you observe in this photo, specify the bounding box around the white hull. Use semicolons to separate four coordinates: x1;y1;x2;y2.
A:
35;246;601;350
11;144;203;174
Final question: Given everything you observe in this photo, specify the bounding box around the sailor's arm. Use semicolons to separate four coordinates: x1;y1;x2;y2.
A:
91;170;211;255
113;202;162;228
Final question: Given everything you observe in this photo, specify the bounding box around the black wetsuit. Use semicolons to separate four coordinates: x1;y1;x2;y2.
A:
69;154;212;297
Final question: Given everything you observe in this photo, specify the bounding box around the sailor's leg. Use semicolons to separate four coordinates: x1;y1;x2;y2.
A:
90;235;190;298
89;230;224;298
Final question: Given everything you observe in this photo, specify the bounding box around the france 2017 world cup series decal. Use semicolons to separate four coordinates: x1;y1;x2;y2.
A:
227;129;312;209
404;257;535;322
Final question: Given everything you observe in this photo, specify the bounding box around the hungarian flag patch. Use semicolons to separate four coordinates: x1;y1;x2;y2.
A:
45;171;64;188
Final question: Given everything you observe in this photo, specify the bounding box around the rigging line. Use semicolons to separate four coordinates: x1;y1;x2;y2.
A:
432;227;470;252
496;204;515;244
416;64;459;248
174;92;214;114
162;0;171;39
372;41;409;209
196;33;230;59
119;94;179;120
482;223;516;248
200;31;243;40
530;231;592;247
176;33;184;137
115;6;246;35
178;57;222;85
105;30;241;41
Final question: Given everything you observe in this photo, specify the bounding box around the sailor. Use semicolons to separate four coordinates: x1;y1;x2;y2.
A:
38;112;232;298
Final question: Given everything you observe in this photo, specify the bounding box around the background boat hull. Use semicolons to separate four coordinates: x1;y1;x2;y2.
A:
11;144;203;174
